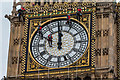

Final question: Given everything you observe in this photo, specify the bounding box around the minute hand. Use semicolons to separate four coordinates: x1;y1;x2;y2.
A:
57;21;63;50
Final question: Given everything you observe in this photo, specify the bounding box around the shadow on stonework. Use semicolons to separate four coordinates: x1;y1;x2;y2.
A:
83;76;91;80
64;78;71;80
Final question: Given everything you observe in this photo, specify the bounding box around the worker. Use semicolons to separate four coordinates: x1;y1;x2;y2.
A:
38;24;43;39
66;14;72;27
18;7;26;22
76;8;82;21
48;34;53;47
66;14;70;24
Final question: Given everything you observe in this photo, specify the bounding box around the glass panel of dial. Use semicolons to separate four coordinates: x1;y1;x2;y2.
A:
31;20;88;68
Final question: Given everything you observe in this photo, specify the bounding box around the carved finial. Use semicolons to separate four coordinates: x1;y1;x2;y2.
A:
5;14;12;23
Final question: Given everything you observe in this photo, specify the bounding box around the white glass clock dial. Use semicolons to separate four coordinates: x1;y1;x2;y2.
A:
30;19;88;68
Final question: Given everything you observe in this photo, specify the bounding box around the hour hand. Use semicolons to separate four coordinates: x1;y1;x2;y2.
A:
57;21;63;50
57;32;63;50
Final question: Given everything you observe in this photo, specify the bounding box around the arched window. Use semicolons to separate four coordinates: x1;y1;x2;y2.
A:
84;76;91;80
74;77;81;80
56;77;61;80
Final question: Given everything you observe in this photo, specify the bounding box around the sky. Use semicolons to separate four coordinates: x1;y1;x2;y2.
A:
0;0;120;79
0;0;13;79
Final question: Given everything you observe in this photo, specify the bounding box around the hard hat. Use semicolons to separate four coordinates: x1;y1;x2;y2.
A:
40;27;42;30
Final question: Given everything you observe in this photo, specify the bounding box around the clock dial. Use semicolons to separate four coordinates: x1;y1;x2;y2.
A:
31;19;88;68
46;32;74;56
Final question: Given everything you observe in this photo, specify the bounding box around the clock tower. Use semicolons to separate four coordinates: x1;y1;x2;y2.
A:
5;1;120;80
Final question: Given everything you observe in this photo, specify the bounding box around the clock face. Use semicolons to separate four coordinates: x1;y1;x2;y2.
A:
30;19;89;68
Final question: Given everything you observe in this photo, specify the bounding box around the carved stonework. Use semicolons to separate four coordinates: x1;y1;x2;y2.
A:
103;48;109;55
103;29;109;37
12;57;18;64
96;30;101;37
95;49;101;56
27;54;48;70
21;38;24;45
12;56;23;64
96;15;101;19
14;23;20;27
116;3;120;79
19;56;23;63
13;38;19;45
103;14;109;18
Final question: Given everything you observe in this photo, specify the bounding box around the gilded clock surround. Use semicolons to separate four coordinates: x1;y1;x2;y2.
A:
21;3;96;76
28;17;90;69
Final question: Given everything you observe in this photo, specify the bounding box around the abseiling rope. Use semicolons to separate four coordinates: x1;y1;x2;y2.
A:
38;6;42;79
47;11;53;79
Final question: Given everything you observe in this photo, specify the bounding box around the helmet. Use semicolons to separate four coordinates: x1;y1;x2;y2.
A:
78;8;82;11
40;27;42;30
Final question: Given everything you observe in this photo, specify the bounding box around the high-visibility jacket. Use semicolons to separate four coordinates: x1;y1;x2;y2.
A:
78;9;82;12
21;7;25;11
67;15;70;19
48;35;53;41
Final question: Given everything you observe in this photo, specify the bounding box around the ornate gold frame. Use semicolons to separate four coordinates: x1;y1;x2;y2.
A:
21;2;96;77
28;17;90;71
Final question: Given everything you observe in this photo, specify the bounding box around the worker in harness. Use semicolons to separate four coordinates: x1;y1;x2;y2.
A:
18;7;26;22
38;24;43;39
76;8;82;21
48;34;53;47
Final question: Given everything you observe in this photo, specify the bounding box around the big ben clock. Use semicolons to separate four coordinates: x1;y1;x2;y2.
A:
21;3;96;76
30;18;89;68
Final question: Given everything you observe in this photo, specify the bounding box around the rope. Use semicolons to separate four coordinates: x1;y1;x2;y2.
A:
38;8;43;80
47;9;52;80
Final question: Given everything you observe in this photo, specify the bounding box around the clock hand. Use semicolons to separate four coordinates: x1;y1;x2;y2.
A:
57;21;63;50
